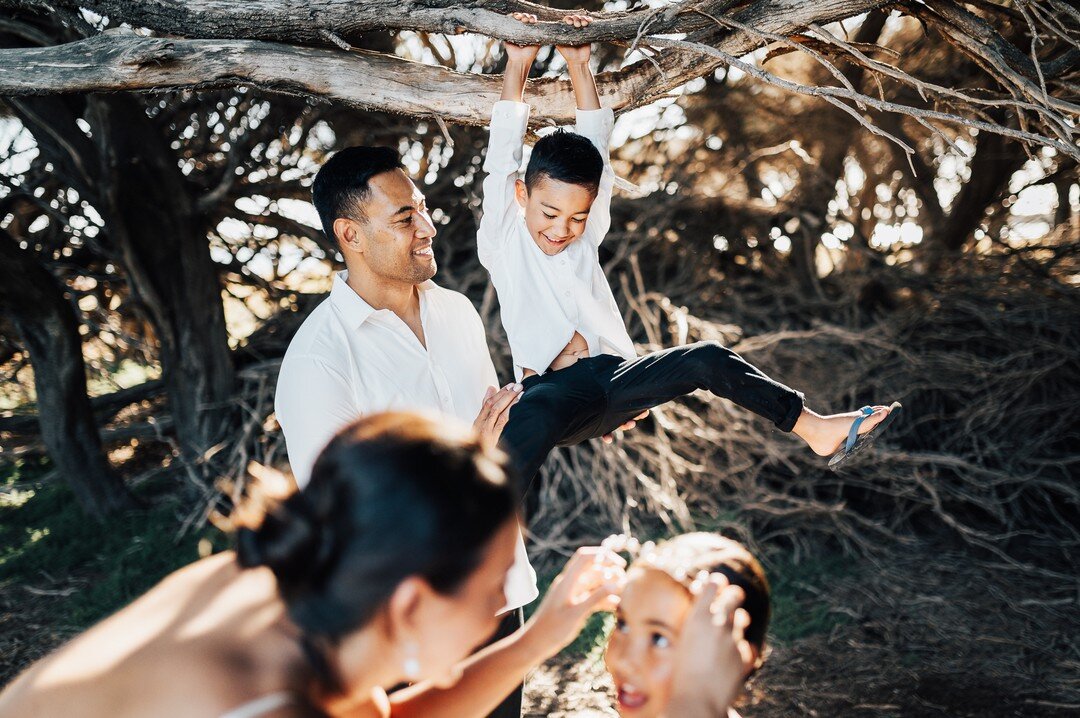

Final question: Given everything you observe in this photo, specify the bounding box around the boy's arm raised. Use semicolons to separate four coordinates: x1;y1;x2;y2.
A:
557;15;615;247
477;14;538;268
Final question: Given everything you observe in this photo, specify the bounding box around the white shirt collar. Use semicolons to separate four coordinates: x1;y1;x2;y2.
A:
329;270;434;329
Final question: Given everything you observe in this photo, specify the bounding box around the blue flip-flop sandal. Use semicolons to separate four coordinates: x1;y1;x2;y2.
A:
827;401;902;471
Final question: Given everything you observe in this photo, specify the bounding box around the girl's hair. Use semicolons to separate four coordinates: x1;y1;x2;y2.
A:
236;411;516;642
636;533;771;653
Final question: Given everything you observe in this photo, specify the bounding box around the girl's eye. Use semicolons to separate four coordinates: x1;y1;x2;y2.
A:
651;632;671;648
572;217;586;223
543;213;556;219
615;618;629;634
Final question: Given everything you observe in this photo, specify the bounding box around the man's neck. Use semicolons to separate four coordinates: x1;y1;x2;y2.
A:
344;261;421;321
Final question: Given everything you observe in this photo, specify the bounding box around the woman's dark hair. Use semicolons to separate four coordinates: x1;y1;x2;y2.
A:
311;145;405;241
523;130;603;193
236;411;516;644
641;533;771;656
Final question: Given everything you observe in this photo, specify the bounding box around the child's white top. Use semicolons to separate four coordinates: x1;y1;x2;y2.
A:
478;100;637;381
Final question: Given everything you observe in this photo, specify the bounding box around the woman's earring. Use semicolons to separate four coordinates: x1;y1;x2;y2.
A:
403;642;421;680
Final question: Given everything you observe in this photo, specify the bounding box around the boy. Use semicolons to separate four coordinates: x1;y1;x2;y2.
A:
480;13;900;487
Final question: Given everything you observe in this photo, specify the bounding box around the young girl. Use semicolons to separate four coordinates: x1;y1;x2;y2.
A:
604;533;770;718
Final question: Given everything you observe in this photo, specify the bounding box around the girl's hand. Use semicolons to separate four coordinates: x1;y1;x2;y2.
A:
520;546;625;660
663;574;752;718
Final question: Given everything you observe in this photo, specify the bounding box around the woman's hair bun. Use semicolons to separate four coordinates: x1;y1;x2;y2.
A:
236;494;331;584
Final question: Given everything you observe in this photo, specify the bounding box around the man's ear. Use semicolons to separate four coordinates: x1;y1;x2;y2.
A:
334;217;364;252
514;179;528;210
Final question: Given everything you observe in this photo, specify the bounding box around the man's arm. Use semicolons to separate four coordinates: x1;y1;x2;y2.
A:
557;16;615;247
476;13;539;268
275;354;361;489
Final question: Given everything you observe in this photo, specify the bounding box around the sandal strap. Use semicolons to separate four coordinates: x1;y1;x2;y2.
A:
845;406;875;452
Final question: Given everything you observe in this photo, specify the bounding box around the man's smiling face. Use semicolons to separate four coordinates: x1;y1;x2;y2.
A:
340;169;438;283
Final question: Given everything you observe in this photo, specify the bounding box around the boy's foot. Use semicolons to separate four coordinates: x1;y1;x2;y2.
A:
795;404;896;457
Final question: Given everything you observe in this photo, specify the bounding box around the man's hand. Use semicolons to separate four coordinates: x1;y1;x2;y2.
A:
555;14;593;64
601;409;650;444
473;383;524;445
662;574;752;718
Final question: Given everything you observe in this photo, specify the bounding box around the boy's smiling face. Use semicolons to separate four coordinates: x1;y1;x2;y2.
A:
515;176;596;255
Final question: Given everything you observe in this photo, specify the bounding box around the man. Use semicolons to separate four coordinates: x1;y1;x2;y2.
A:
275;146;534;718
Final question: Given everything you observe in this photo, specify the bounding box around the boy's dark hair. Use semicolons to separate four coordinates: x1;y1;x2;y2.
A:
524;129;603;193
312;146;404;241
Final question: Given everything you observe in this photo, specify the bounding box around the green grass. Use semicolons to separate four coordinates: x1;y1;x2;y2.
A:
766;552;855;644
0;458;226;631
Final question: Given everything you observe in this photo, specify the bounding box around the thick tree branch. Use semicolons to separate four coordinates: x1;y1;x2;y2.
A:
0;0;887;127
0;0;727;48
0;0;897;126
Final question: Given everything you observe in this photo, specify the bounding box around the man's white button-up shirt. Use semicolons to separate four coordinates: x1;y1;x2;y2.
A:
477;100;637;381
275;270;538;612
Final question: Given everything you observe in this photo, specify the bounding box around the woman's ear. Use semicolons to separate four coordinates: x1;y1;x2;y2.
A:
385;576;427;640
514;179;528;209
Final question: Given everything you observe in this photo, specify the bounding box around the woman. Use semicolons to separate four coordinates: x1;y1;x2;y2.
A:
603;533;770;718
0;412;623;718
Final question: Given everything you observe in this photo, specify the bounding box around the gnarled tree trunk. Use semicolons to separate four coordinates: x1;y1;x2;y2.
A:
93;96;236;463
0;227;136;518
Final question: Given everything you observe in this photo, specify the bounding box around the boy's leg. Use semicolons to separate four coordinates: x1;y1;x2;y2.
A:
499;357;617;503
595;340;805;437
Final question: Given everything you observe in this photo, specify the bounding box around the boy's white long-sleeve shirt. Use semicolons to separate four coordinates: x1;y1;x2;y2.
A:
477;100;637;381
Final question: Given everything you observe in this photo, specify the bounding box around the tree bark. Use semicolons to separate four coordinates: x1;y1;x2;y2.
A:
0;0;892;127
790;10;888;288
0;227;136;518
91;96;236;464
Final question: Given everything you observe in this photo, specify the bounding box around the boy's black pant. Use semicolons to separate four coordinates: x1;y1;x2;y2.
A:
501;340;805;499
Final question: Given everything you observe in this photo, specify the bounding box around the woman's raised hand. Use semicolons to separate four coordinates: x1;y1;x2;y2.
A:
520;546;625;660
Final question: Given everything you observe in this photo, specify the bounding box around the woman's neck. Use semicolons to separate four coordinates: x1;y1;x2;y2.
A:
317;626;403;715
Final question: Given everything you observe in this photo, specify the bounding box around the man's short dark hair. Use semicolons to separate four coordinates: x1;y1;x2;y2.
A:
523;130;603;193
312;146;404;241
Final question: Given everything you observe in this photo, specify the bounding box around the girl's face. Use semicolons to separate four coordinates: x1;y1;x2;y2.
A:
605;566;759;717
604;567;692;717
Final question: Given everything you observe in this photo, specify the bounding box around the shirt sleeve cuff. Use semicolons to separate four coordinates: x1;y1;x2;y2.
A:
575;107;614;137
491;100;531;132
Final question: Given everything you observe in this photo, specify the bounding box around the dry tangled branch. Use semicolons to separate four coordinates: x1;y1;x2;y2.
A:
0;0;1075;157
